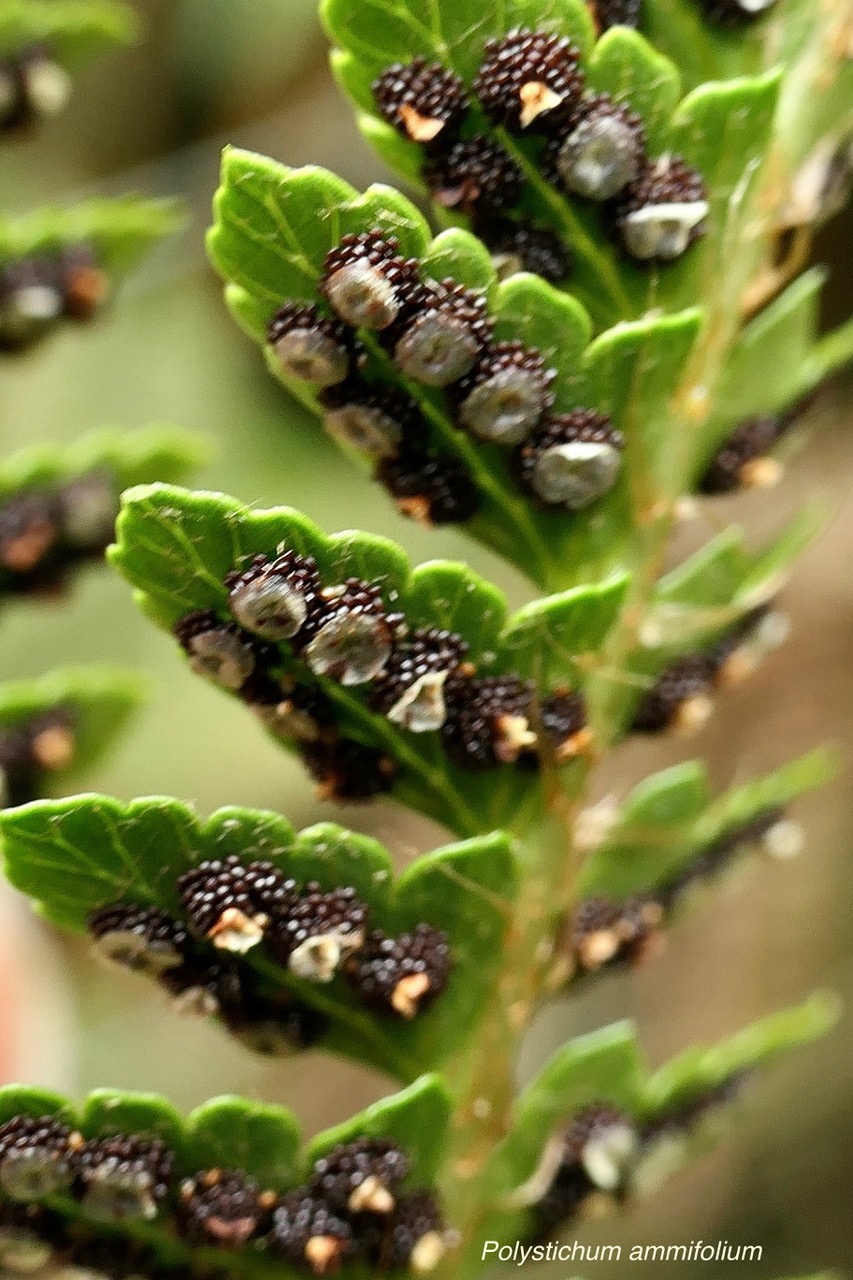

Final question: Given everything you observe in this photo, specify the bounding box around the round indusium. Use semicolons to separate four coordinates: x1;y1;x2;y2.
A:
74;1134;175;1222
225;550;322;642
569;894;662;971
453;341;555;445
87;903;189;976
177;855;276;955
373;58;468;144
552;96;645;201
473;28;584;131
173;610;263;691
310;1138;410;1215
302;579;405;686
349;924;452;1018
0;1116;78;1201
271;1190;354;1273
441;674;537;769
179;1168;273;1247
371;627;470;733
393;282;492;387
563;1104;639;1191
305;613;393;685
268;883;368;982
319;381;418;459
320;231;420;331
517;411;625;510
267;302;352;387
617;155;709;262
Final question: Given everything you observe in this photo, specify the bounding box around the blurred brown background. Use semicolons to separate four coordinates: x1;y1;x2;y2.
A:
0;1;851;1275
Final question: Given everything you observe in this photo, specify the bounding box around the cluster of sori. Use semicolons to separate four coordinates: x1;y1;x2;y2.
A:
88;855;451;1047
0;706;76;809
0;1117;447;1278
0;470;121;598
257;1140;445;1276
529;1077;745;1239
89;891;329;1056
0;45;72;135
177;595;396;802
698;395;814;494
0;245;110;353
630;603;789;736
564;806;800;979
269;234;627;526
174;552;590;794
372;30;709;271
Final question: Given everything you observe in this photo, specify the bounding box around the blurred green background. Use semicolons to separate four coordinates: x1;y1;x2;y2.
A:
1;1;852;1275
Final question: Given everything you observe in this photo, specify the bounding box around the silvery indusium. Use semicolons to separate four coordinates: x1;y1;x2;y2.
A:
0;0;851;1278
